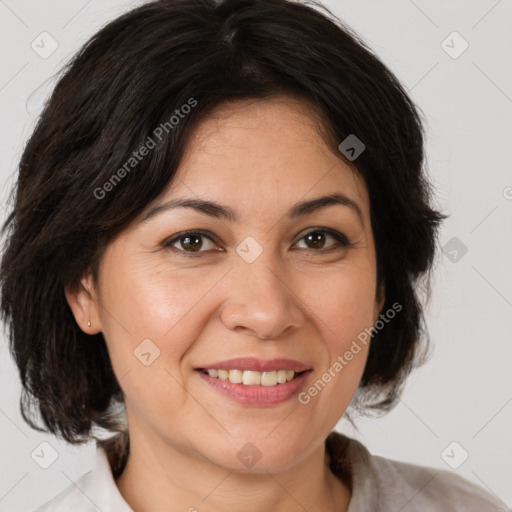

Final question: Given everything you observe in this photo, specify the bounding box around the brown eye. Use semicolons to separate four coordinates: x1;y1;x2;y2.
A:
295;229;350;251
164;230;216;253
180;234;203;252
304;231;327;249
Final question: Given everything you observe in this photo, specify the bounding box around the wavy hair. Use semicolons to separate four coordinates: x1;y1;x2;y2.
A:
0;0;446;476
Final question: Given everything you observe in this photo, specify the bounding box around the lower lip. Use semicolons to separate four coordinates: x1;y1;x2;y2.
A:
197;370;312;406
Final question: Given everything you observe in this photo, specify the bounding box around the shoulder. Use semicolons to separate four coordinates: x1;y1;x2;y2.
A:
32;471;92;512
326;431;509;512
33;445;133;512
369;451;508;511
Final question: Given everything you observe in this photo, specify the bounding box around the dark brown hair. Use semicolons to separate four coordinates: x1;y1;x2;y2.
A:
0;0;446;475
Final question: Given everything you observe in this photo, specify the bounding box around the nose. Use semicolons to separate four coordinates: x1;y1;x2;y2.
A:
219;256;305;340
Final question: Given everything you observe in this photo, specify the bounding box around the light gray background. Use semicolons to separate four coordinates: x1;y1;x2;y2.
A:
1;1;511;511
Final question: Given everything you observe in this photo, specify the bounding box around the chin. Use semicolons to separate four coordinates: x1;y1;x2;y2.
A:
199;431;317;474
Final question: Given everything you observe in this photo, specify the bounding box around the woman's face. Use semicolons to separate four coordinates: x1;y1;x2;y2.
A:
69;96;384;473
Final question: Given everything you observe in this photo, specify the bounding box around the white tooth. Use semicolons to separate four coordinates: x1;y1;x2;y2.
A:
277;369;287;384
229;369;243;384
209;369;297;385
261;371;278;386
242;371;261;386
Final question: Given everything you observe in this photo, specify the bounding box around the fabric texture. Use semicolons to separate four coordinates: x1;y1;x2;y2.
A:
34;430;509;511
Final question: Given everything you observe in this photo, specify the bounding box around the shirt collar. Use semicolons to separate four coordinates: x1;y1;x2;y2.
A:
93;431;367;512
88;445;134;511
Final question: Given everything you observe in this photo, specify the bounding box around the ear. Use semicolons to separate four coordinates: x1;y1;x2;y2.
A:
64;274;102;334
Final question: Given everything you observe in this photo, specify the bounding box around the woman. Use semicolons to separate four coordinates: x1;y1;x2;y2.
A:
0;0;507;510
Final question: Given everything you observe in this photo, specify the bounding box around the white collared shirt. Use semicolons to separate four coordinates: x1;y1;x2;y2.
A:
33;432;509;511
34;445;133;512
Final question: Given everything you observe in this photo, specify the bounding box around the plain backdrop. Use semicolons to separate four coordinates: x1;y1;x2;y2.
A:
0;1;511;510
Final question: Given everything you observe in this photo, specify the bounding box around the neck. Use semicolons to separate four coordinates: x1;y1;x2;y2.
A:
115;428;351;512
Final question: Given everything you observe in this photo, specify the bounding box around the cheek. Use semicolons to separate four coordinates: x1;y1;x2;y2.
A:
96;261;208;423
305;259;378;347
98;257;227;380
301;260;377;406
100;254;201;338
294;267;375;433
126;265;227;345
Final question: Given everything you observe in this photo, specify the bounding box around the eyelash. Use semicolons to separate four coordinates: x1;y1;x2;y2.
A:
162;228;353;258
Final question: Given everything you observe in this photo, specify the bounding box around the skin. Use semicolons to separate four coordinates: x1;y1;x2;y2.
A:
66;96;385;512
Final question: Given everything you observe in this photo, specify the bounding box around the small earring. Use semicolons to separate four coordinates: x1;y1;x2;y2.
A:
87;321;91;327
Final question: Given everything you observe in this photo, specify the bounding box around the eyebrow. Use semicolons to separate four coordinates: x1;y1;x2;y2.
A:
141;192;364;226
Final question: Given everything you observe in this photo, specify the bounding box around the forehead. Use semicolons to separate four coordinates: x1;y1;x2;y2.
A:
155;96;370;223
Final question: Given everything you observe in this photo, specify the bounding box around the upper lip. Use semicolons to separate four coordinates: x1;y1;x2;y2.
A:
196;357;312;372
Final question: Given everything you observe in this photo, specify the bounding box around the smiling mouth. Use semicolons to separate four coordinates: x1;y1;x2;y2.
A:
197;368;308;386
